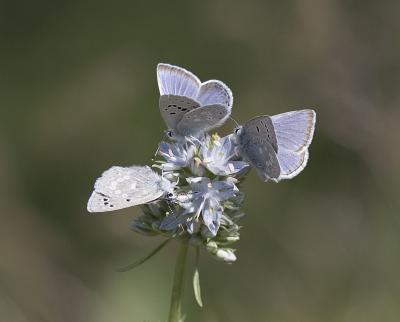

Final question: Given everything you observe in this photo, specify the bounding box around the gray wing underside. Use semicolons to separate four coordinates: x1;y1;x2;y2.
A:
87;166;165;213
159;95;200;131
241;115;278;152
240;135;280;181
177;104;231;137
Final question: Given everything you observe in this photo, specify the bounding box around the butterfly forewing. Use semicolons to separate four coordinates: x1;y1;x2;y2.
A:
159;95;201;130
241;116;278;152
238;118;281;181
157;63;200;99
87;166;166;213
271;109;315;153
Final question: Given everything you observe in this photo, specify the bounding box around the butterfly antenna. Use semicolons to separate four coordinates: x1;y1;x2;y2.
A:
151;146;160;162
230;116;240;127
151;133;167;162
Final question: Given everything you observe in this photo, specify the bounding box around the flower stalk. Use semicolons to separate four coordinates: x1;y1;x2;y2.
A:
168;240;189;322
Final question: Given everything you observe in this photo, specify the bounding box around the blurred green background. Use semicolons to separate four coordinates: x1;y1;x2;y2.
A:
2;1;400;321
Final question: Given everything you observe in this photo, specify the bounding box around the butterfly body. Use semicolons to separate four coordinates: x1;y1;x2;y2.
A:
236;109;316;182
157;64;233;140
87;166;174;213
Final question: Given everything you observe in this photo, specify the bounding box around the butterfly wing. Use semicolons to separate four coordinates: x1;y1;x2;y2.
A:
159;95;201;131
177;104;231;137
276;148;309;180
197;80;233;107
271;109;316;153
239;116;281;181
87;166;165;213
158;64;233;137
240;115;278;152
157;63;201;99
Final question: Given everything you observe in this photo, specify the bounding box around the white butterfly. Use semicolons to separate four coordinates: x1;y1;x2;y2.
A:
87;166;175;213
236;109;316;182
157;63;233;140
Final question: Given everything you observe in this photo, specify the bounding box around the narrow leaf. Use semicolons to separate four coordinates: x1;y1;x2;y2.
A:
193;268;203;307
193;247;203;307
117;238;170;272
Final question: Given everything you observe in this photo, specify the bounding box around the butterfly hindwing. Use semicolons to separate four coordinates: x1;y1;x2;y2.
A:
159;95;200;130
177;104;231;137
157;63;200;99
276;148;309;179
238;116;281;181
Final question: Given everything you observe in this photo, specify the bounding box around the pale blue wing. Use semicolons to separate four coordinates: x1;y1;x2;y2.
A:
87;166;165;213
176;104;231;137
276;148;309;180
197;80;233;108
157;63;200;99
271;109;316;153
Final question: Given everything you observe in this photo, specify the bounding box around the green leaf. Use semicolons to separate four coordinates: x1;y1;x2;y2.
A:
117;238;171;272
192;247;203;307
193;268;203;307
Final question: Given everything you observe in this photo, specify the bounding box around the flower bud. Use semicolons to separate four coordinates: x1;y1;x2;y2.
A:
218;236;240;244
214;248;237;263
205;241;218;253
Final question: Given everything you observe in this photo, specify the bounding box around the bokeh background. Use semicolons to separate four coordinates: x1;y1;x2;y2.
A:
2;1;400;321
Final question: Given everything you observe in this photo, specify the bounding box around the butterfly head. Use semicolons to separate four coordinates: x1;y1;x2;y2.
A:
165;129;179;140
234;125;243;135
233;125;243;145
165;191;176;200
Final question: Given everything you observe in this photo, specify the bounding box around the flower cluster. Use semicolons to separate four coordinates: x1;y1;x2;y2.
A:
132;134;250;262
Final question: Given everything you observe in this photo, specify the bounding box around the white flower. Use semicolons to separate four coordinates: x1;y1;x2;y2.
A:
187;177;238;236
158;140;197;171
201;134;249;176
159;176;238;236
159;207;194;231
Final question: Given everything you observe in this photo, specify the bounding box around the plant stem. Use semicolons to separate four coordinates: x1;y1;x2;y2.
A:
168;240;189;322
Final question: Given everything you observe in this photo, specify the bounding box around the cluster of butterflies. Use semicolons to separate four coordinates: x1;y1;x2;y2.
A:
87;63;316;213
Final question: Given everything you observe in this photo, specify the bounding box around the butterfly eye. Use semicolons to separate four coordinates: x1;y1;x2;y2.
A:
166;192;174;198
234;127;240;134
167;130;174;138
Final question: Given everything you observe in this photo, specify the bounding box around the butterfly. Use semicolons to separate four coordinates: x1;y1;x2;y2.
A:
157;63;233;140
87;166;176;212
235;109;316;182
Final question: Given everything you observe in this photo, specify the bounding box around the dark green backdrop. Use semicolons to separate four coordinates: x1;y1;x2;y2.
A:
1;1;400;321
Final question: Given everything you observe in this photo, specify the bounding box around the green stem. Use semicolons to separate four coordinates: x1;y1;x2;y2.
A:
168;240;189;322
